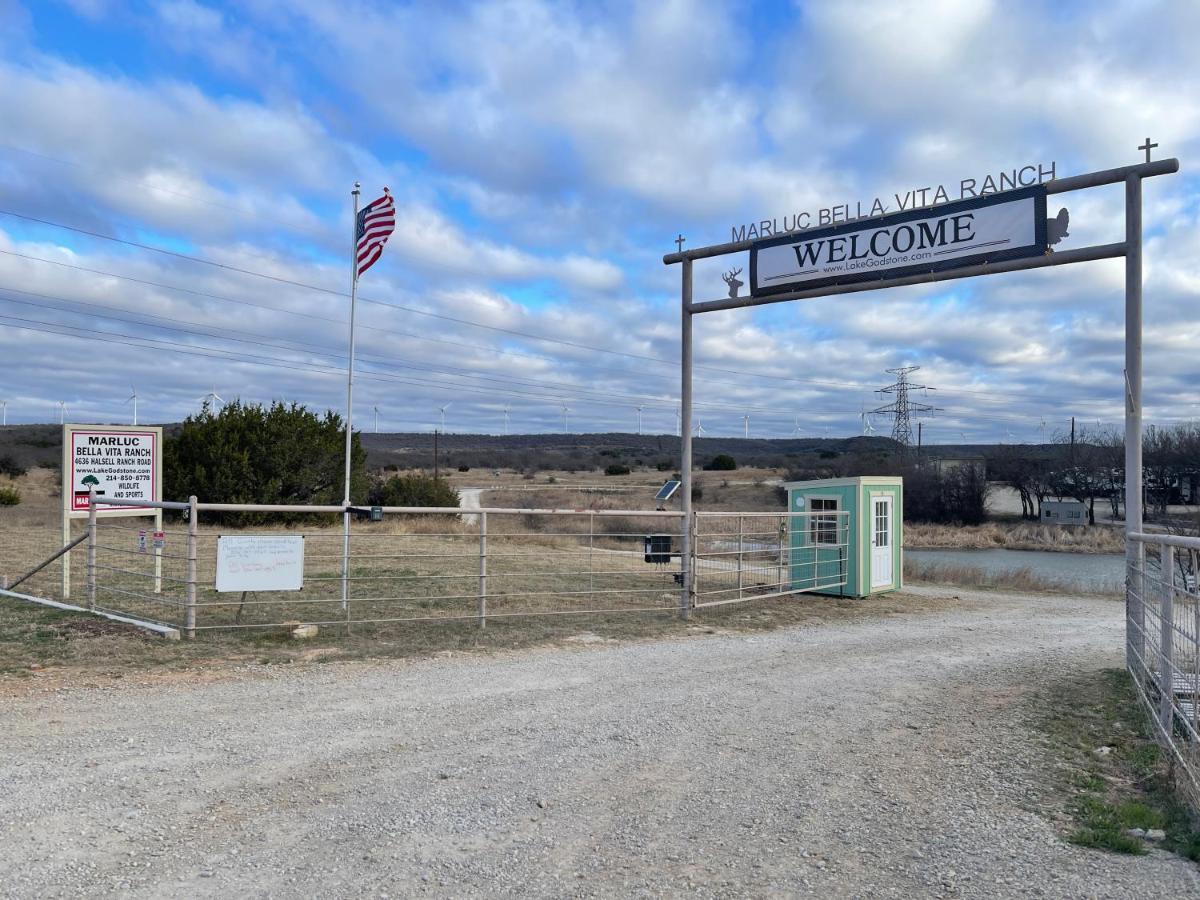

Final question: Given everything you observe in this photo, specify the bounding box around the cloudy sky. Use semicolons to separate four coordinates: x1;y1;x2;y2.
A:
0;0;1196;442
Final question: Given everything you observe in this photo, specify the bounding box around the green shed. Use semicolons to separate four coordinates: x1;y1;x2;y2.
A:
785;476;903;598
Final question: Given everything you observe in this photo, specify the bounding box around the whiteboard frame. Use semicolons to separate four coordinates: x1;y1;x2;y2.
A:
215;535;306;593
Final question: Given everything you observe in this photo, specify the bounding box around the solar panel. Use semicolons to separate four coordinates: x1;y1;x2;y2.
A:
654;480;681;501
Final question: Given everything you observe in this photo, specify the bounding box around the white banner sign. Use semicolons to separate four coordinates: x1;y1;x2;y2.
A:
64;424;162;516
215;535;305;593
750;187;1048;297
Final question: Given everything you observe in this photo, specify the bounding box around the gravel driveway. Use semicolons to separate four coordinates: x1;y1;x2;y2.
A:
2;587;1197;898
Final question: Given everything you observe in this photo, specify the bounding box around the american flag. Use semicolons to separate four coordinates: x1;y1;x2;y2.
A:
355;188;396;277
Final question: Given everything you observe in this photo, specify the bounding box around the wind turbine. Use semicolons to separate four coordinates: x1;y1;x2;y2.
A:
695;419;706;437
438;402;451;433
201;386;224;411
743;414;750;439
503;405;511;436
57;400;67;424
373;405;380;434
861;413;876;435
792;416;802;437
1;400;6;426
675;407;681;437
636;405;644;436
561;403;571;434
125;386;139;426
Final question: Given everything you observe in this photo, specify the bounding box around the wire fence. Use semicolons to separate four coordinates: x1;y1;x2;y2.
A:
1127;531;1200;809
693;511;850;607
2;499;857;635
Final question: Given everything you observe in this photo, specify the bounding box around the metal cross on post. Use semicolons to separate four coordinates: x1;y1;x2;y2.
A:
1139;137;1158;163
675;233;686;253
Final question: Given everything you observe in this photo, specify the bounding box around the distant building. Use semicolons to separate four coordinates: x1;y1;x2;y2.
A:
929;455;987;479
1041;500;1088;526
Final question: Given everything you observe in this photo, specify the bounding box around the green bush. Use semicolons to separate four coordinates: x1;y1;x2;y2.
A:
0;455;26;478
704;454;737;471
0;485;20;506
370;473;459;508
605;464;631;476
164;400;367;525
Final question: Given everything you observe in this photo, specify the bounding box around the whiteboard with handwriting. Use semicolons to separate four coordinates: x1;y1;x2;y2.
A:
215;535;305;592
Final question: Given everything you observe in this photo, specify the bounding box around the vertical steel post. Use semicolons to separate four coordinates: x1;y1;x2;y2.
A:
1125;174;1145;673
1159;543;1175;734
736;515;744;599
679;257;693;620
86;490;97;611
342;183;361;612
153;508;163;594
186;495;198;638
478;511;487;629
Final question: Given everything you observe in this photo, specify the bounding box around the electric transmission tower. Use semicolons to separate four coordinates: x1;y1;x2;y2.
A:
869;366;940;447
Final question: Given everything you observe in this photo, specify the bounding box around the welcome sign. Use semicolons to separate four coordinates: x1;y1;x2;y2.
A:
750;186;1048;297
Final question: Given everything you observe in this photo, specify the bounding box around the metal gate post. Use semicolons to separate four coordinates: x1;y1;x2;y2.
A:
185;495;198;639
1159;543;1175;734
478;511;487;629
736;515;744;599
778;519;786;588
86;490;97;611
1125;173;1145;674
679;256;693;620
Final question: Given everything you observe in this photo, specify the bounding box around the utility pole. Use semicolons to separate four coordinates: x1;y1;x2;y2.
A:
1070;416;1076;466
869;366;940;448
433;429;440;480
917;422;922;460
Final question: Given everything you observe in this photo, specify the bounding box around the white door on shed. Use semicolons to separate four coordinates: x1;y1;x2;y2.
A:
870;495;893;589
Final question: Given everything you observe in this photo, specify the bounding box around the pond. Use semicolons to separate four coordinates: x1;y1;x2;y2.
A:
905;548;1126;593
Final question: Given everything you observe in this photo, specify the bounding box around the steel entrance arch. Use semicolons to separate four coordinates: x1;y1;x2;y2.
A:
663;155;1179;628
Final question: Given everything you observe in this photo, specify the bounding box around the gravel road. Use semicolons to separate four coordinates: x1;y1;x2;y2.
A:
2;587;1197;898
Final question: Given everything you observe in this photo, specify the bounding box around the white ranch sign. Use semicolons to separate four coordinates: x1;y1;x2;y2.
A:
750;187;1048;297
215;535;305;593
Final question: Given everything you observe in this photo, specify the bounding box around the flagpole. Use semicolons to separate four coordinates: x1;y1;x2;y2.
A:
341;182;361;611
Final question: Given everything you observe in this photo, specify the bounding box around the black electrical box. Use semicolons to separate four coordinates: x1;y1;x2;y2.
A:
644;534;672;564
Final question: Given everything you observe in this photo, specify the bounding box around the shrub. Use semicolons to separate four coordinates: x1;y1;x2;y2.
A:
164;400;367;525
0;455;26;478
370;473;460;508
457;465;470;472
605;464;631;476
704;454;737;471
655;461;673;471
0;485;20;506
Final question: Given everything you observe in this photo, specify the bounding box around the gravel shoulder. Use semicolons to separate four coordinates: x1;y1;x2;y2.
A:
2;587;1197;898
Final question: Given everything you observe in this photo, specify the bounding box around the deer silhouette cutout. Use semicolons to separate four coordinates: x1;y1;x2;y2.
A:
722;267;744;298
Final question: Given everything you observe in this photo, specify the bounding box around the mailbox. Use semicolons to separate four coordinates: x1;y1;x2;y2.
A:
644;534;672;564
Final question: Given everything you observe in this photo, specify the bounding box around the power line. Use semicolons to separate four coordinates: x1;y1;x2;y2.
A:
0;208;1123;410
0;302;877;418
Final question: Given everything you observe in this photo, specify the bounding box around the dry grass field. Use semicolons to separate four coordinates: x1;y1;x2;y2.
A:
905;521;1126;554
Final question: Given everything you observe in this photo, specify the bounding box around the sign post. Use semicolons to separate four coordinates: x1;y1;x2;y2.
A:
61;424;163;599
664;153;1179;623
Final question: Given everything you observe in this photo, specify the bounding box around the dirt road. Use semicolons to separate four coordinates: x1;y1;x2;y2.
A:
2;588;1196;897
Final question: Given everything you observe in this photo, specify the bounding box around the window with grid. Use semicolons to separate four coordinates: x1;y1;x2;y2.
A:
809;498;839;545
874;500;889;547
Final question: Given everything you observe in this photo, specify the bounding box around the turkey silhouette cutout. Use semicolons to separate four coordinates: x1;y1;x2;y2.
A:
1047;207;1070;249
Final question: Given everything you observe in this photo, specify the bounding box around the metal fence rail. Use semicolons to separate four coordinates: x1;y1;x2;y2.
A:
67;499;859;636
1127;531;1200;808
693;511;850;607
